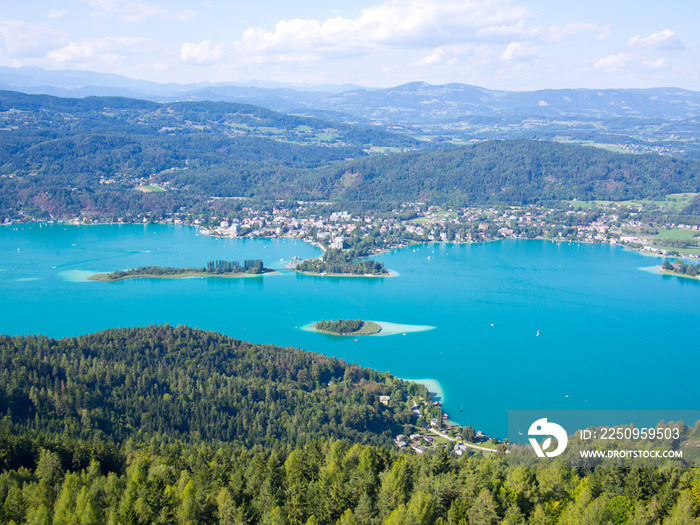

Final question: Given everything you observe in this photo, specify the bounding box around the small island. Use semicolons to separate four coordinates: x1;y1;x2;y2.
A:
296;248;388;276
314;319;382;336
90;259;271;281
660;259;700;280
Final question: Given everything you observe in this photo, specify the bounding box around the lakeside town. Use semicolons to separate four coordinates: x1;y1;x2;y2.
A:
8;195;699;261
161;197;700;261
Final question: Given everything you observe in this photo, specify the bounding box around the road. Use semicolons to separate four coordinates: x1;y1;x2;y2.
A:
427;427;497;454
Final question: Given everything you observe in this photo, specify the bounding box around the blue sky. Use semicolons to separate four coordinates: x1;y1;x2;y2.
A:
1;0;698;90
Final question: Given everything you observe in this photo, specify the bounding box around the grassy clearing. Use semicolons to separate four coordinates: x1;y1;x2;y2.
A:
568;193;698;211
557;139;633;154
410;211;458;224
651;245;700;255
136;185;166;193
368;146;403;153
340;172;359;188
650;228;699;241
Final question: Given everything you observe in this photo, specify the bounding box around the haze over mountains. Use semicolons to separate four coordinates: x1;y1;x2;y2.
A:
4;65;700;160
2;66;700;123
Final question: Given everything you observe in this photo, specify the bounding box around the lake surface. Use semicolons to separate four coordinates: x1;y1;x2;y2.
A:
1;222;698;437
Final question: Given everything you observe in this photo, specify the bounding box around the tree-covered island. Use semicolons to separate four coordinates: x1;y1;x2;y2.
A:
89;259;269;281
661;258;700;279
314;319;382;335
296;248;388;276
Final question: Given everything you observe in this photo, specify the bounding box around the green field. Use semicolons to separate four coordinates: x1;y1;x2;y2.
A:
137;184;166;193
557;139;633;154
650;228;699;241
651;245;700;255
568;193;698;210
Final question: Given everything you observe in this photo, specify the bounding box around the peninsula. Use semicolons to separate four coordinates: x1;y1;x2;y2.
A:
659;259;700;280
89;259;270;281
313;319;382;335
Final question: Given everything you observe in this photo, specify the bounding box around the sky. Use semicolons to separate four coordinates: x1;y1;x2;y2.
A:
1;0;698;91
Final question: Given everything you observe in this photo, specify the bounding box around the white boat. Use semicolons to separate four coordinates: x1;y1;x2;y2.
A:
536;330;540;337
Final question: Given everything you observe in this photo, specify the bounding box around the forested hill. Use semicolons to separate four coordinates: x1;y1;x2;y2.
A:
0;90;418;219
0;325;421;448
0;90;417;150
0;326;698;524
324;140;700;205
3;88;700;220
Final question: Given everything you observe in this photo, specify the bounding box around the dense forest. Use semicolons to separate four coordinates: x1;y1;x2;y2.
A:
296;249;388;275
3;91;700;221
0;326;420;449
326;140;700;205
0;326;698;524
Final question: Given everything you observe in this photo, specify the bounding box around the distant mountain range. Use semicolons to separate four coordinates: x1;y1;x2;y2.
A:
5;66;700;159
3;66;700;123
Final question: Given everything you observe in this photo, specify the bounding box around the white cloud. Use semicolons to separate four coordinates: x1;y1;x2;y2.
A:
417;48;445;66
628;29;685;50
237;0;530;56
47;10;68;19
0;19;67;58
47;37;156;63
644;58;668;69
594;52;630;73
502;41;541;62
475;21;536;40
545;23;610;43
475;21;609;44
84;0;195;23
181;40;224;64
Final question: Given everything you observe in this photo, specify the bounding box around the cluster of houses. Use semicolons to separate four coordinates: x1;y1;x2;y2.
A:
46;198;698;261
395;433;435;455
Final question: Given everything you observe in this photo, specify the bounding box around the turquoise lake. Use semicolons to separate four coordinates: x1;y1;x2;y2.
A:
1;222;698;437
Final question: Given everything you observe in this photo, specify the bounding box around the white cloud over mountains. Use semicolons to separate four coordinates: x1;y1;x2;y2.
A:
0;19;67;59
235;0;529;52
181;0;612;75
0;0;696;90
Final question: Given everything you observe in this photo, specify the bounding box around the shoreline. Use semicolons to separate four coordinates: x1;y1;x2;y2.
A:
656;266;700;281
12;220;699;260
401;377;445;404
294;269;398;278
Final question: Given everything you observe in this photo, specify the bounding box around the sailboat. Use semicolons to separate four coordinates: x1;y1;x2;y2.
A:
459;403;463;412
536;330;540;337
